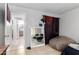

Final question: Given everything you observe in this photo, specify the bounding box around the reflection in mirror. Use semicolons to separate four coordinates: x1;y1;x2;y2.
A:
31;27;45;48
17;19;24;38
31;27;42;36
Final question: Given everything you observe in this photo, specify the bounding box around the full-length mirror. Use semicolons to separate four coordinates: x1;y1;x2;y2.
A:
31;27;45;48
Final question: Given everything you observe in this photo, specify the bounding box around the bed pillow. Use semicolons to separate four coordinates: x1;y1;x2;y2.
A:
49;36;76;51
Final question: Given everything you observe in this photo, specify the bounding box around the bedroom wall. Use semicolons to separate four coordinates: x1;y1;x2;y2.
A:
60;7;79;43
0;9;5;46
9;5;60;48
24;8;60;48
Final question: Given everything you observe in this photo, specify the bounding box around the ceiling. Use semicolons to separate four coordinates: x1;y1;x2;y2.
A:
9;3;79;14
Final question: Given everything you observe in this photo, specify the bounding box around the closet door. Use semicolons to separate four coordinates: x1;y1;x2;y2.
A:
44;16;59;44
44;16;54;44
53;18;59;37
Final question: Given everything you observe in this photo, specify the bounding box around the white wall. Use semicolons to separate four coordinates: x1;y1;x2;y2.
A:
9;5;60;48
24;9;60;48
0;10;5;46
5;21;12;45
60;7;79;43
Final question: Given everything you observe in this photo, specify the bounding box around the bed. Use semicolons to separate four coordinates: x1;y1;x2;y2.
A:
61;43;79;55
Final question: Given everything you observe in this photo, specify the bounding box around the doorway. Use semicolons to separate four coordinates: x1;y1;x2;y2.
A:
6;14;26;54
